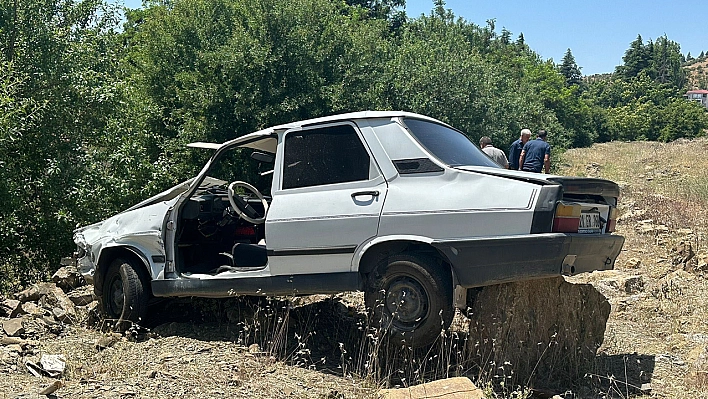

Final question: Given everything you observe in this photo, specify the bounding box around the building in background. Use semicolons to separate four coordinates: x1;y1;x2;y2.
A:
685;90;708;109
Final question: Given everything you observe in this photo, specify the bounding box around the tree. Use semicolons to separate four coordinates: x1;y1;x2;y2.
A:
0;0;124;291
559;48;583;87
650;35;686;88
617;34;650;79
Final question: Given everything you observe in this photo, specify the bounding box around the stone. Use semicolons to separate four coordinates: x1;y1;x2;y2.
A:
379;377;485;399
38;380;63;396
623;275;644;294
672;241;695;266
14;283;56;303
40;286;76;324
39;354;66;378
95;333;122;350
6;344;23;353
52;266;85;292
624;258;641;269
0;337;25;346
67;285;95;306
687;345;708;389
0;299;22;318
697;253;708;272
2;319;25;337
467;276;610;389
20;302;44;317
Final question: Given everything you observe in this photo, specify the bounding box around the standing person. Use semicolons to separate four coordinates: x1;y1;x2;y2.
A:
519;129;551;173
508;129;531;170
479;136;509;168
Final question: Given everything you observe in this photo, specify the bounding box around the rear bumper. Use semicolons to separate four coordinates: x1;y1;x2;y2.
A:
432;233;624;288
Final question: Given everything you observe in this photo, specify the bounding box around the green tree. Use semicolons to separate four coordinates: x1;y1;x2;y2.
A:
0;0;124;291
559;48;583;87
616;34;650;79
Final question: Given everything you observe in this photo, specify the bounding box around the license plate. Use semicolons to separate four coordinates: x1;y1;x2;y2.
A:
579;211;601;233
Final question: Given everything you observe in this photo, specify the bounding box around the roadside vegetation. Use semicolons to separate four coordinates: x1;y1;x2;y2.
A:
3;138;708;398
1;0;708;293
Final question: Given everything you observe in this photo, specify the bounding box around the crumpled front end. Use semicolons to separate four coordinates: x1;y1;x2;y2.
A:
73;221;104;283
72;200;175;283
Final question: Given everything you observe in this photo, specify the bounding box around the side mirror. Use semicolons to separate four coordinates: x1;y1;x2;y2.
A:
251;151;274;164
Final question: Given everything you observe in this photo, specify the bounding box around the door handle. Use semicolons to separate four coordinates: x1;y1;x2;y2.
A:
351;190;380;198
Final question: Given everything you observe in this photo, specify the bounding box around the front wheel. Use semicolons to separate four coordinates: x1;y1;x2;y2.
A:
102;257;150;325
364;254;453;348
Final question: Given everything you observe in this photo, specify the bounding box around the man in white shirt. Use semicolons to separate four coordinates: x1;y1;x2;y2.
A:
479;136;509;168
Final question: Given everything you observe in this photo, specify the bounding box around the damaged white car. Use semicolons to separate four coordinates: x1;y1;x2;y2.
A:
73;111;624;347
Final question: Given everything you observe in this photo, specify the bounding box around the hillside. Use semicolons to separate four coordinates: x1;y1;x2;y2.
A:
2;139;708;398
685;57;708;89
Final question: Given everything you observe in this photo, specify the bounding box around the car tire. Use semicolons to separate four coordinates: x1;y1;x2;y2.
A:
364;254;453;348
102;257;150;325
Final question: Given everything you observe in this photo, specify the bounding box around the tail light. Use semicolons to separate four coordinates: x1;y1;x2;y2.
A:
605;207;618;233
553;202;580;233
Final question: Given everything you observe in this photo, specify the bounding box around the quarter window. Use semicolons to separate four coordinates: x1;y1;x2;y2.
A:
282;125;370;189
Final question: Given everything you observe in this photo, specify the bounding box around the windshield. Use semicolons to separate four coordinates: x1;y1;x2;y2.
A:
403;118;500;168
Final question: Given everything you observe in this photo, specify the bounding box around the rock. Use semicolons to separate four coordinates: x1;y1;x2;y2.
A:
12;393;45;399
20;302;44;317
687;345;708;389
379;377;485;399
623;275;644;294
248;343;261;353
39;286;77;324
599;275;644;294
14;283;56;303
696;253;708;272
95;333;122;350
6;344;23;353
67;285;95;306
635;221;669;235
672;241;695;266
0;337;25;346
467;276;610;389
52;266;85;292
38;380;63;396
39;354;66;378
2;319;25;337
85;301;100;327
624;258;641;269
0;299;22;318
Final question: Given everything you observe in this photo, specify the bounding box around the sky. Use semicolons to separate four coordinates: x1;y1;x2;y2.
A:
119;0;708;76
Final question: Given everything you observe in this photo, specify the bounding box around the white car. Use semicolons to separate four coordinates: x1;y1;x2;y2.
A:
73;111;624;347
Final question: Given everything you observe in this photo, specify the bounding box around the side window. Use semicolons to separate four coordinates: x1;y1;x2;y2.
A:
283;124;370;189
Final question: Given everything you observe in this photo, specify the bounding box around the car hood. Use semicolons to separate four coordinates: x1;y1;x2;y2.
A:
73;176;226;246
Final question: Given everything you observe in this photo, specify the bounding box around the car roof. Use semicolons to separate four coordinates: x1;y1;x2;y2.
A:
191;111;448;154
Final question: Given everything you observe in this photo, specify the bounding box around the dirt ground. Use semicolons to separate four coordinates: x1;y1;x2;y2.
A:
3;138;708;399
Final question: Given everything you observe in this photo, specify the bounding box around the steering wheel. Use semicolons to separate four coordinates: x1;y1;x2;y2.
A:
227;181;269;225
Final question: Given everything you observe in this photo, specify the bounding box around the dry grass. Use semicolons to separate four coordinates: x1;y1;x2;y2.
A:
559;138;708;398
4;138;708;398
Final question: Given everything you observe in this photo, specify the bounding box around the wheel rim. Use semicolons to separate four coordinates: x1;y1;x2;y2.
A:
108;276;124;318
385;276;429;330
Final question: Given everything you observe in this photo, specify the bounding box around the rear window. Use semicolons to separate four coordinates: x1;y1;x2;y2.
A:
403;118;500;168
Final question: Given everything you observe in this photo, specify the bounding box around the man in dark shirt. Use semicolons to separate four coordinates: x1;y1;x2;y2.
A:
519;130;551;173
508;128;531;170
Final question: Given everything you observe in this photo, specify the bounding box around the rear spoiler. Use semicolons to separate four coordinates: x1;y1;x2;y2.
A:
547;177;620;198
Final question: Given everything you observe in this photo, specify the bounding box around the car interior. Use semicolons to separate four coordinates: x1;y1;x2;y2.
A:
176;147;274;275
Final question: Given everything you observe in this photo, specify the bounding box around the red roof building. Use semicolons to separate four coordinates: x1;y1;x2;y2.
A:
685;90;708;109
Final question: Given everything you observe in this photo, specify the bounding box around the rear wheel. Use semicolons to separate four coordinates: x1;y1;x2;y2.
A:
102;257;150;325
364;254;453;347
